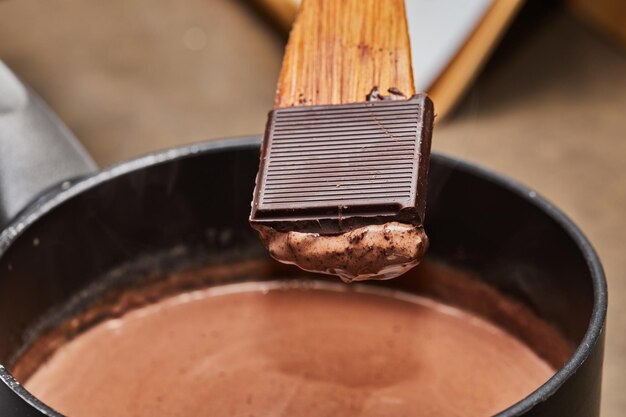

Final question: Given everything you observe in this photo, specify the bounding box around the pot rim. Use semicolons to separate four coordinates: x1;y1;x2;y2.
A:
0;136;607;417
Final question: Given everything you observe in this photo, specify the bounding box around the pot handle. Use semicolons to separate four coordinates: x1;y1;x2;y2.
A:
0;61;97;228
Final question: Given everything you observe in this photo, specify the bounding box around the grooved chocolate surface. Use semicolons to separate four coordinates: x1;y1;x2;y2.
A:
250;94;434;233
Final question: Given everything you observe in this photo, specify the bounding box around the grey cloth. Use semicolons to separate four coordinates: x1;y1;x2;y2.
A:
0;62;96;227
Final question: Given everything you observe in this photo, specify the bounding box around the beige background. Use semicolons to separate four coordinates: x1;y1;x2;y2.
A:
0;0;624;415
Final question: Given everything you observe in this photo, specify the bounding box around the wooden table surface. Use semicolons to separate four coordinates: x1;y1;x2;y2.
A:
0;0;624;415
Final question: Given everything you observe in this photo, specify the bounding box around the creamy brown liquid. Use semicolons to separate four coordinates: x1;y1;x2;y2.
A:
24;281;555;417
255;222;428;282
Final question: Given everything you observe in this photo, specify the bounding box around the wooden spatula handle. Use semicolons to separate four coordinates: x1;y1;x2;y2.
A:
275;0;415;108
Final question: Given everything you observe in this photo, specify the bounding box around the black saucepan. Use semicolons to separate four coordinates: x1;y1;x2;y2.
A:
0;64;606;416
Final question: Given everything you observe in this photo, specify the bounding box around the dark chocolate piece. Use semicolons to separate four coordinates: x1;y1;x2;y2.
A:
366;86;382;101
250;94;434;234
387;87;406;97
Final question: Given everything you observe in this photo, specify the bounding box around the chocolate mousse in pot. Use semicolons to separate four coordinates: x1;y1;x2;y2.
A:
16;260;569;417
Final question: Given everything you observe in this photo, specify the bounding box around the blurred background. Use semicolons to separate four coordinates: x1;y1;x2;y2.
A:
0;0;624;414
